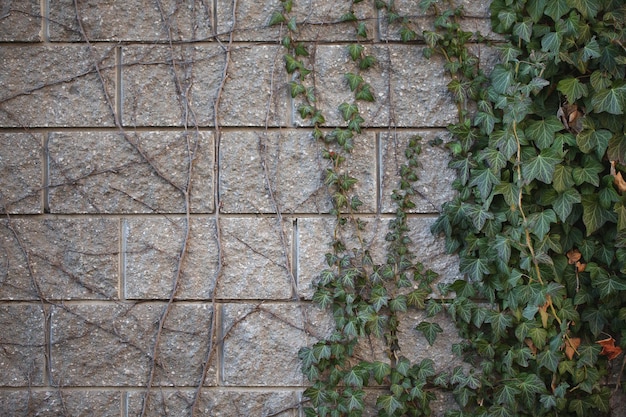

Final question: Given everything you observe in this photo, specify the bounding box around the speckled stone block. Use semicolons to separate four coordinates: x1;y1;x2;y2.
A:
217;217;293;299
0;218;118;301
216;0;376;42
50;303;215;387
124;217;218;300
297;216;460;300
220;303;332;386
0;305;45;387
301;45;456;128
49;0;214;42
0;45;117;127
48;131;214;214
378;0;495;42
122;45;224;127
219;130;376;214
217;44;288;127
380;131;456;214
0;133;42;214
127;388;300;417
0;0;41;42
0;390;121;416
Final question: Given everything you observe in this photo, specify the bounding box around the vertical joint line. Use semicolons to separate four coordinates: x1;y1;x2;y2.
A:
120;218;128;301
115;46;123;126
292;218;298;296
43;133;50;214
216;303;224;385
121;391;129;417
211;0;218;38
40;0;49;42
376;133;382;215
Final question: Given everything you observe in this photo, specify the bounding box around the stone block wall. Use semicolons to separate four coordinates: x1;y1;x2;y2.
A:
0;1;490;415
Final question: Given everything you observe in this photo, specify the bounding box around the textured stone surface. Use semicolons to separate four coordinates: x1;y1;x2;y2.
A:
51;303;215;386
380;131;456;214
127;388;299;417
220;130;376;213
0;133;42;214
122;45;224;127
216;0;376;41
0;304;45;386
221;303;332;386
49;0;214;41
0;45;116;127
0;390;121;416
217;217;293;299
125;217;218;300
0;0;41;42
297;216;460;300
0;218;118;300
48;131;214;213
378;0;495;41
304;45;456;128
218;44;287;127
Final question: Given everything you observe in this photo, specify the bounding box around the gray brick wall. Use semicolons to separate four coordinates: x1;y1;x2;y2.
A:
0;1;487;415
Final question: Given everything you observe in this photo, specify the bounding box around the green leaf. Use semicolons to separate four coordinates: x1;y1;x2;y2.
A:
495;383;521;406
577;128;612;156
607;134;626;165
463;203;494;231
469;168;500;200
287;16;297;32
537;349;559;372
359;55;377;70
527;209;557;238
340;11;357;22
591;87;624;115
416;321;443;346
377;394;403;415
498;10;517;30
590;268;626;298
581;194;616;235
544;0;569;21
372;361;391;384
345;73;363;92
522;149;561;184
582;37;602;61
513;19;533;42
356;22;367;38
552;165;575;192
570;0;599;18
572;156;603;186
525;117;563;149
557;77;589;103
338;102;358;121
491;65;514;94
269;11;286;26
355;84;375;102
553;189;581;222
348;44;364;61
527;0;547;22
486;310;513;340
581;308;607;337
541;31;562;54
460;256;491;281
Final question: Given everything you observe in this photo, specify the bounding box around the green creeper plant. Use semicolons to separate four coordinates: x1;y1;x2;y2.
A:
426;0;626;416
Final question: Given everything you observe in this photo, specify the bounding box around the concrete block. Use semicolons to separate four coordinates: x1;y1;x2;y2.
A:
0;390;121;416
127;388;299;417
216;0;376;42
378;0;495;42
302;45;456;128
380;131;456;214
125;217;218;300
49;0;214;42
50;303;216;387
0;133;42;214
0;304;45;387
217;45;288;127
0;218;118;301
122;45;224;127
219;130;376;214
217;217;293;300
0;0;41;42
0;45;117;127
221;303;332;386
48;131;214;214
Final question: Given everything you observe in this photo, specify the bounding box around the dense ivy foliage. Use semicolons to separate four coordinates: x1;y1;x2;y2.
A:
275;0;626;416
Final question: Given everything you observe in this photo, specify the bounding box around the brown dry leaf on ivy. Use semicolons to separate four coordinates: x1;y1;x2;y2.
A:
539;297;551;328
557;103;584;133
525;338;537;355
565;337;581;360
567;249;582;265
597;336;623;360
614;172;626;194
576;261;586;272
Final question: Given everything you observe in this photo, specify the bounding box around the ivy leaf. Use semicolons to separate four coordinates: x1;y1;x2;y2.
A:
377;394;403;415
572;155;603;186
416;321;443;346
513;19;533;42
356;22;368;38
544;0;569;21
469;168;500;200
486;310;513;341
269;11;286;26
348;44;364;61
582;37;602;61
581;194;616;235
541;31;562;55
498;10;517;30
577;128;612;156
338;102;358;121
525;117;563;149
522;149;561;184
345;73;364;92
355;84;375;102
589;266;626;298
460;256;491;281
495;383;521;406
462;203;494;231
581;308;607;337
372;361;391;384
570;0;599;18
491;65;514;94
537;349;559;372
557;77;589;103
552;165;575;192
591;87;624;115
527;209;557;239
607;134;626;165
553;189;581;222
527;0;546;22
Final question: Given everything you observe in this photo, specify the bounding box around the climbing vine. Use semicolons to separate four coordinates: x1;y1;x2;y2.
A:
273;0;626;416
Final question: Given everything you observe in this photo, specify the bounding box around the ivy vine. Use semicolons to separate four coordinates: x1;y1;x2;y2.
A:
272;0;626;416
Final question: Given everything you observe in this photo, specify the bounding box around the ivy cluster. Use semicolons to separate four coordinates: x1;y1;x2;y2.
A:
429;1;626;416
